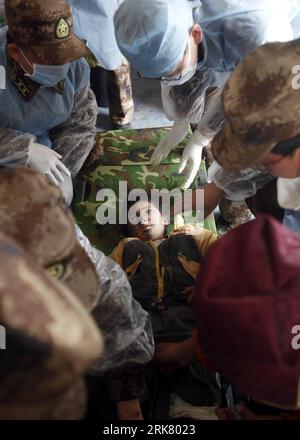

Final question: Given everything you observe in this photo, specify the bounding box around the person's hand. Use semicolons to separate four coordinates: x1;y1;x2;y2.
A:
178;130;210;190
116;399;144;420
151;121;190;166
28;142;71;186
59;174;74;206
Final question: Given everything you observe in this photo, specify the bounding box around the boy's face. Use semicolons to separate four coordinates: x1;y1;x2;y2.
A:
127;201;168;242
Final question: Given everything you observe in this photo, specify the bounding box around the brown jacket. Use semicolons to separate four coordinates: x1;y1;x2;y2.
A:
111;226;217;343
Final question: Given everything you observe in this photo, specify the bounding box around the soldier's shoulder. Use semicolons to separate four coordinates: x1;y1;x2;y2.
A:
69;56;90;76
69;57;90;92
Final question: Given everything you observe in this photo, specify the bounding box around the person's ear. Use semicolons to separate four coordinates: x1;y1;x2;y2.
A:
7;42;21;63
191;24;202;45
162;216;169;226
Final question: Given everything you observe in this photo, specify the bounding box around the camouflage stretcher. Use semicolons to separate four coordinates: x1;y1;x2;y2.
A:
74;127;217;255
0;13;6;27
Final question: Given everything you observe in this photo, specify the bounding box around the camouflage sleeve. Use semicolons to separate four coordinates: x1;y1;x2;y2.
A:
75;226;155;375
0;127;35;167
49;84;98;178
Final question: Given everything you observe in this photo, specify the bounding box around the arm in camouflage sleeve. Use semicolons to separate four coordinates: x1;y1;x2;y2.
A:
75;225;155;374
0;127;35;167
49;84;98;178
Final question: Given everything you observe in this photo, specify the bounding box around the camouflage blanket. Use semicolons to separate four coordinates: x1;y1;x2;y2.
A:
0;9;6;27
74;127;216;255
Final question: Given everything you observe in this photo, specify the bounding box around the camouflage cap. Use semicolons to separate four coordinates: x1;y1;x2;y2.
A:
0;233;103;419
0;168;100;312
5;0;89;64
212;39;300;171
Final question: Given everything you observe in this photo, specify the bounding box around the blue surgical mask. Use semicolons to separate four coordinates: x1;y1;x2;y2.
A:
161;39;197;86
163;63;197;87
20;49;70;87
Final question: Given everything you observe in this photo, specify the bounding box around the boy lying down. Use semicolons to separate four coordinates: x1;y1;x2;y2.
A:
111;199;220;415
111;199;216;344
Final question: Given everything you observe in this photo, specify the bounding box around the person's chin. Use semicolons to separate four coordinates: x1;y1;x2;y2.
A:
143;233;153;241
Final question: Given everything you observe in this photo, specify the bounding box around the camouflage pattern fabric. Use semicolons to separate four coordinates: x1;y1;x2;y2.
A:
49;86;98;179
5;0;88;65
0;168;101;312
212;39;300;171
0;2;5;26
107;58;134;126
0;167;154;378
0;14;5;27
87;56;134;126
75;127;217;255
0;233;102;420
219;198;253;228
0;168;104;419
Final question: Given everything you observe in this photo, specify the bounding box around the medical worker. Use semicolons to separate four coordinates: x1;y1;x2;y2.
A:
68;0;134;130
115;0;298;190
0;0;98;204
211;39;300;233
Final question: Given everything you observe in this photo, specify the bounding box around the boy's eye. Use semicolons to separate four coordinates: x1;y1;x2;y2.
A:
46;263;65;280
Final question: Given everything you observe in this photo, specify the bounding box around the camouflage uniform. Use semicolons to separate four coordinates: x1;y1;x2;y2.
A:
204;146;254;229
107;58;134;127
0;167;154;412
0;0;98;179
218;198;253;228
0;167;104;419
89;56;134;127
212;39;300;171
0;9;5;27
0;233;103;420
210;39;300;229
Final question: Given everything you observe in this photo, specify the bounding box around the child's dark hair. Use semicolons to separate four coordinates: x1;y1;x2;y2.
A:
271;133;300;157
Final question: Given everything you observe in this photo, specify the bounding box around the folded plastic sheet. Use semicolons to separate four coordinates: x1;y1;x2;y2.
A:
208;161;275;201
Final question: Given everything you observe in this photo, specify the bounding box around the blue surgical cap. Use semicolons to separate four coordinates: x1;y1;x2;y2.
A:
114;0;194;78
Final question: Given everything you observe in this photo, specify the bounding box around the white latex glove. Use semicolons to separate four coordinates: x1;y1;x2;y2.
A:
28;142;71;186
151;121;190;166
178;130;210;190
59;175;74;206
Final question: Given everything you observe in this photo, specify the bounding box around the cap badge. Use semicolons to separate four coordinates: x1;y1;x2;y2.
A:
56;18;70;39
